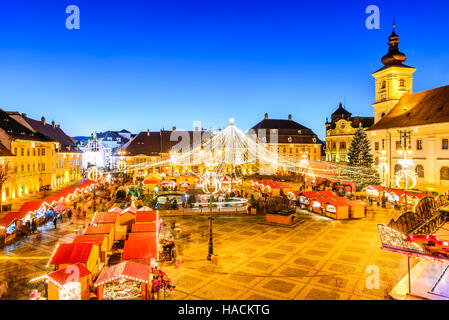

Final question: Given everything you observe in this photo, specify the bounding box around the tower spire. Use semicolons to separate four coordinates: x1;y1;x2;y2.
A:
381;21;406;67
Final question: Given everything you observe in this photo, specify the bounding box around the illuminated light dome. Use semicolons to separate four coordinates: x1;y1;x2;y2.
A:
381;24;407;67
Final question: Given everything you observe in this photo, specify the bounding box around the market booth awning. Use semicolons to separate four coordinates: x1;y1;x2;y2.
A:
73;234;108;262
19;201;45;213
123;239;157;264
92;212;118;225
93;261;152;300
48;242;100;276
128;232;156;241
0;211;30;228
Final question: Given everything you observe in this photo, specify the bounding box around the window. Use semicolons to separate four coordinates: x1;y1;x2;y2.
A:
27;149;30;156
381;81;386;89
396;141;402;150
375;158;379;165
41;163;45;172
21;148;24;156
441;167;449;181
375;142;379;151
417;140;423;150
42;148;45;156
394;164;402;174
443;139;449;150
340;142;346;150
33;149;36;156
400;79;405;87
38;149;41;156
416;165;424;178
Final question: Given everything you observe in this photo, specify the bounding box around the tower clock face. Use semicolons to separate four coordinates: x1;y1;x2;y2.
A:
341;123;345;129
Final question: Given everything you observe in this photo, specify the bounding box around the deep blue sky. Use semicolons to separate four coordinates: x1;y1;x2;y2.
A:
0;0;448;138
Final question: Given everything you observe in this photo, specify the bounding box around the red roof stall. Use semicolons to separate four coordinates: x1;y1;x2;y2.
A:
132;223;157;233
73;234;109;263
128;232;156;241
297;191;321;209
122;238;157;265
115;207;137;230
323;197;350;220
0;211;32;236
48;242;100;276
83;224;115;251
19;201;47;221
135;210;158;225
94;261;152;300
343;199;366;219
45;263;92;300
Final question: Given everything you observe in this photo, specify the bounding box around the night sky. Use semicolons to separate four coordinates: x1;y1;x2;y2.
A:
0;0;448;138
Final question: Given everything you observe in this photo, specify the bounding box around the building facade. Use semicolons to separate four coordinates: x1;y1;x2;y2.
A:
0;110;83;202
325;104;374;163
366;25;449;193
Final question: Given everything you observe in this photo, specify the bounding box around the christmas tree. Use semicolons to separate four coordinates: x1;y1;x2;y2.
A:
347;127;374;168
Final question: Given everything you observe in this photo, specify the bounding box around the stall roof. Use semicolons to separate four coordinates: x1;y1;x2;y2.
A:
325;197;350;207
317;191;336;198
108;207;124;214
0;212;29;227
135;210;157;223
73;235;106;246
19;201;44;212
91;212;118;224
122;206;137;215
49;243;94;265
94;261;151;287
84;224;114;235
131;223;157;233
123;239;157;261
46;263;91;288
43;195;64;205
300;191;322;199
137;206;153;212
128;232;156;241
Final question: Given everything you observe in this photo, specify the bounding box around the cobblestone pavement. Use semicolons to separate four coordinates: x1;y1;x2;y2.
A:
161;207;409;300
1;205;409;300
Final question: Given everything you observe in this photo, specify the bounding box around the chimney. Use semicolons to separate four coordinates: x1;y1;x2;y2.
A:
264;113;268;119
56;124;60;128
41;117;46;125
288;114;292;121
147;129;150;136
194;127;199;132
22;113;27;118
172;126;176;132
51;121;55;128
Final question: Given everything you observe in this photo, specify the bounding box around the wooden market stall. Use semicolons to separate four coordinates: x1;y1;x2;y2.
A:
94;261;152;300
114;207;137;231
19;201;47;224
44;263;92;300
73;234;108;263
0;211;32;242
344;199;366;219
48;242;100;277
128;232;156;241
83;224;115;251
91;212;126;240
323;197;350;220
122;238;157;264
135;210;158;225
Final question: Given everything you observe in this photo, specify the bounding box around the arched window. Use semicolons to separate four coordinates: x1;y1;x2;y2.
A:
441;167;449;181
382;81;386;89
415;165;424;178
400;79;405;87
394;164;402;174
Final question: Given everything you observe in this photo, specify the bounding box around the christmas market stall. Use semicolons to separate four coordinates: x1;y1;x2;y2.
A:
322;197;349;220
84;224;115;251
128;232;156;241
132;223;157;233
0;211;32;242
135;210;158;225
94;261;151;300
91;212;126;240
73;234;108;263
39;263;92;300
344;199;366;219
122;238;158;264
19;201;47;224
48;242;100;277
113;206;137;230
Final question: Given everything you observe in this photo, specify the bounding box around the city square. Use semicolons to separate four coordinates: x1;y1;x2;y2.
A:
0;1;449;304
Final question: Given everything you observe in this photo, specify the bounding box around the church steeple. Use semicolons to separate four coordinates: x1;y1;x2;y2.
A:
381;23;407;67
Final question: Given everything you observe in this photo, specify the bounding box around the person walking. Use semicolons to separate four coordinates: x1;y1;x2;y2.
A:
53;216;57;229
67;208;72;220
31;219;37;234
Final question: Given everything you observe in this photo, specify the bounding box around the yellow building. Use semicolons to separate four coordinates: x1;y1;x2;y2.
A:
325;103;374;163
0;110;83;203
366;25;449;193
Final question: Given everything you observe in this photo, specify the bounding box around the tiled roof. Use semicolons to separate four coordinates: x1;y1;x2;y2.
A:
135;211;157;223
73;235;106;246
368;85;449;130
22;116;82;153
94;261;151;287
122;239;157;261
131;223;157;233
0;109;53;142
83;224;113;235
49;243;94;265
91;212;118;224
128;232;156;241
0;143;13;157
46;263;91;287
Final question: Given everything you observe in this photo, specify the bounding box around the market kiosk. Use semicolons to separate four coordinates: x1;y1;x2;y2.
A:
344;199;366;219
91;212;126;241
128;232;156;241
111;207;136;231
94;261;152;300
44;263;92;300
135;210;158;225
323;197;349;220
19;201;47;224
0;211;32;241
48;242;100;277
132;223;157;233
123;239;157;264
73;235;108;263
83;224;115;251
